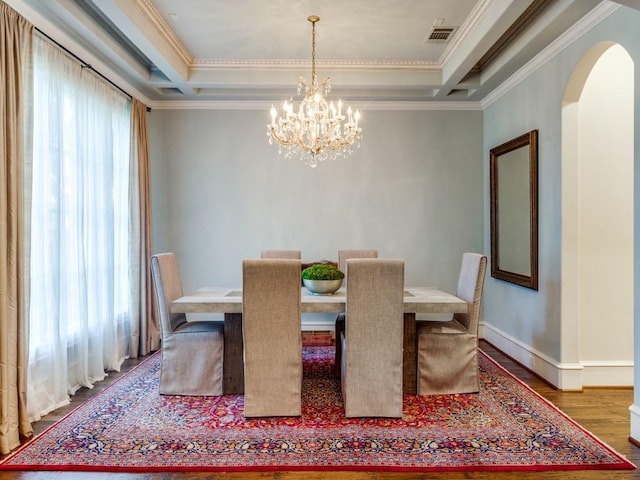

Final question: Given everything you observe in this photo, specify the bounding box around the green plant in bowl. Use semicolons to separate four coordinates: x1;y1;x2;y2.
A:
301;264;344;295
301;264;345;281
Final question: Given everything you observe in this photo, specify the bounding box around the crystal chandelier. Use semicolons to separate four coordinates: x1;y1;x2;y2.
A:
267;16;362;168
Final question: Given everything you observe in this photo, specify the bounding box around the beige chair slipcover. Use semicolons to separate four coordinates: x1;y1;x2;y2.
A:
151;253;224;396
341;258;404;418
242;259;302;417
260;250;301;259
337;250;378;276
334;250;378;377
416;252;487;395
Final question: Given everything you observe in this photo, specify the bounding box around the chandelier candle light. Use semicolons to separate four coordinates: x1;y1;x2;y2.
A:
267;15;362;168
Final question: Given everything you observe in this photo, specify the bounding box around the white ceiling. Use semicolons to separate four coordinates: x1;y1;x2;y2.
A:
7;0;622;106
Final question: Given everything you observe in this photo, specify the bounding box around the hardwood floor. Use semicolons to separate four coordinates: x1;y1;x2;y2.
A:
1;340;638;480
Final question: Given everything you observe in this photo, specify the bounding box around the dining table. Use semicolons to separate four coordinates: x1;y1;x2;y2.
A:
171;286;468;394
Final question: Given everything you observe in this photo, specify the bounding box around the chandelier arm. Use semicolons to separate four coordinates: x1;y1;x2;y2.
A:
268;127;295;147
269;123;320;154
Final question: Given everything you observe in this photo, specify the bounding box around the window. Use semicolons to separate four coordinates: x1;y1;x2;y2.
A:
26;34;133;421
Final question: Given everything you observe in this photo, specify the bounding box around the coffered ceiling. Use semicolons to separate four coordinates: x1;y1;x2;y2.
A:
6;0;625;106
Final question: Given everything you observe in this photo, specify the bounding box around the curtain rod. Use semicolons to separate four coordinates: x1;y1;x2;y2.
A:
34;27;151;112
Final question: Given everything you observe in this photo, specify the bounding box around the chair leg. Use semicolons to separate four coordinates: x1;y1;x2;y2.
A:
334;315;345;378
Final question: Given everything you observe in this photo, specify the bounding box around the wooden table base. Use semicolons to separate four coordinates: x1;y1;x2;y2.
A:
223;312;244;394
402;313;417;394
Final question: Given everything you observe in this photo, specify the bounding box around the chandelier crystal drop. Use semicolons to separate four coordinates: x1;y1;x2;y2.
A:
267;15;362;168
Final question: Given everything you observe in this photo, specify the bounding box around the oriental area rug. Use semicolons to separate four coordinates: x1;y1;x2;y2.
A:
0;347;634;473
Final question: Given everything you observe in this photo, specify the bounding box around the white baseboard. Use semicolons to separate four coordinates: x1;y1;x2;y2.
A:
481;322;633;389
301;313;335;331
630;404;640;444
580;360;634;386
481;322;582;390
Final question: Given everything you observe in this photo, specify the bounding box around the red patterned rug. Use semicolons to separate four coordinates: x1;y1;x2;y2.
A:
0;347;634;473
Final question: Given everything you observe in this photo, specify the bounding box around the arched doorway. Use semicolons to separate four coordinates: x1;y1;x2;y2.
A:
561;43;634;387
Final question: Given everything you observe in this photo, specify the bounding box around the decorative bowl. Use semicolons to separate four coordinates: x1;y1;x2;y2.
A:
303;278;343;295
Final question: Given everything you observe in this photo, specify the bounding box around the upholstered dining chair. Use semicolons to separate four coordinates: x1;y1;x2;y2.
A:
416;252;487;395
150;253;224;396
260;250;301;259
334;250;378;378
341;258;404;418
337;250;378;277
242;258;302;417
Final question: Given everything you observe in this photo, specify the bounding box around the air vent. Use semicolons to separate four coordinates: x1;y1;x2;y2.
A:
425;26;457;43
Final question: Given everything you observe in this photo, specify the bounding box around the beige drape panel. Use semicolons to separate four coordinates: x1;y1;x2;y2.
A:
129;99;160;357
0;2;34;454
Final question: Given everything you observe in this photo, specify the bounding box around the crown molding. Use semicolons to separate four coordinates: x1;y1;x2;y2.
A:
135;0;193;65
440;0;491;65
480;1;620;109
148;99;482;111
470;0;555;75
191;59;441;72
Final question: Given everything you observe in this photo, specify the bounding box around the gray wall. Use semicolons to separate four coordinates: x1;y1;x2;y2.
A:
148;1;640;438
482;4;640;363
148;108;483;294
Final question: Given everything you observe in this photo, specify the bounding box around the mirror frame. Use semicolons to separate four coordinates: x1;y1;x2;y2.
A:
490;130;538;290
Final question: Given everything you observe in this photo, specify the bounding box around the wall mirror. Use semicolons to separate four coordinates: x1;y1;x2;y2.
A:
490;130;538;290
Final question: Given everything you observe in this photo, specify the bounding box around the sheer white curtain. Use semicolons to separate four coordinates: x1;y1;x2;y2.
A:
26;34;132;421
